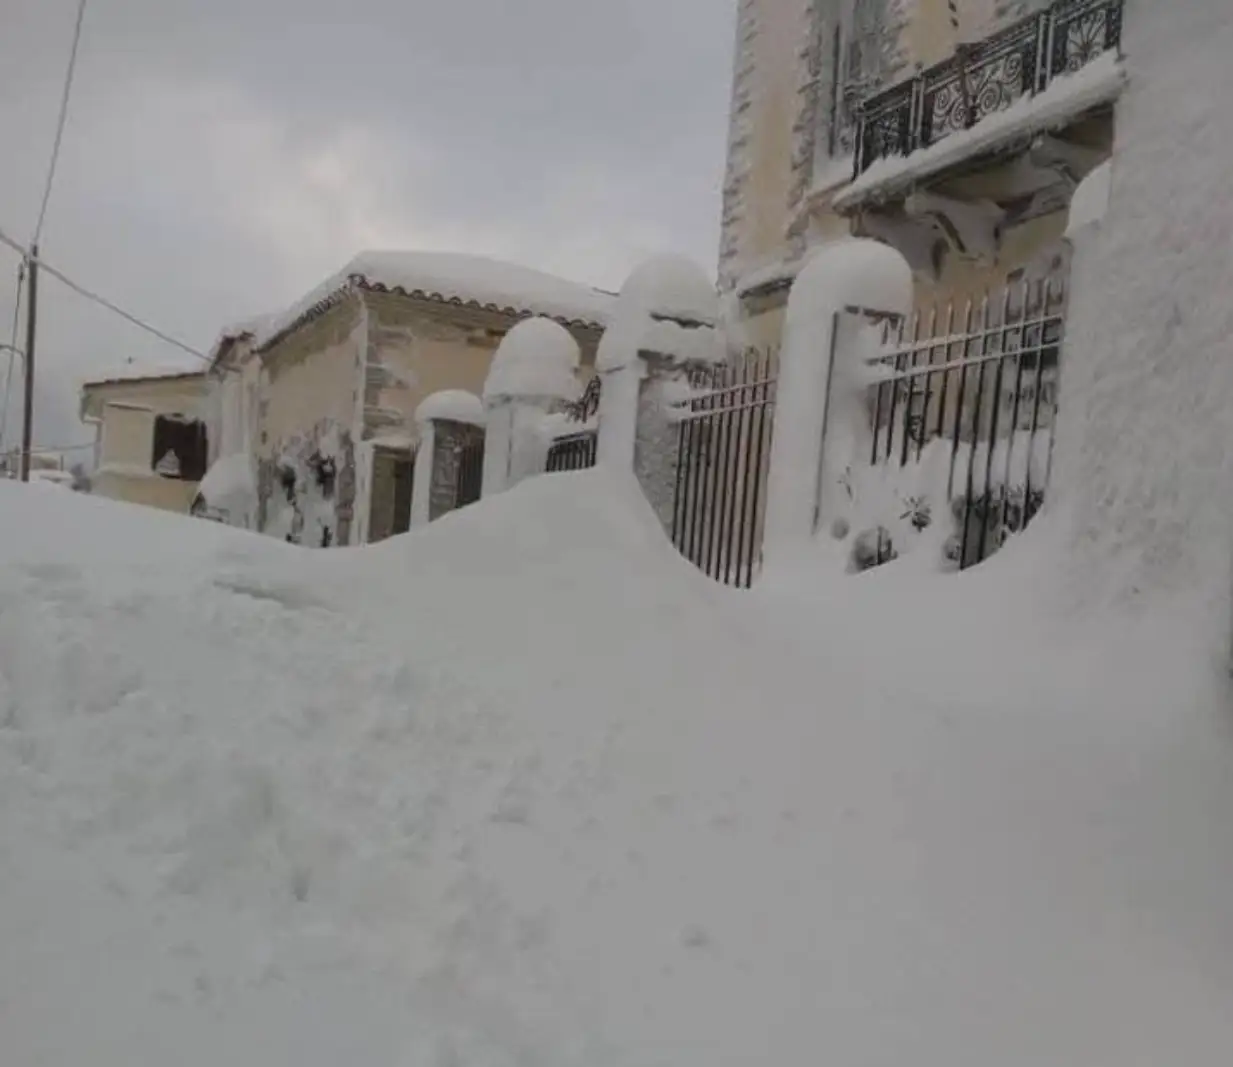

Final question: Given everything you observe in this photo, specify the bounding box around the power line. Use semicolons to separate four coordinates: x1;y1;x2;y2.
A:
0;223;212;364
33;0;89;246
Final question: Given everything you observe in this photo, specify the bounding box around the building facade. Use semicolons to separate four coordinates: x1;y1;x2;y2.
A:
721;0;1122;328
200;252;611;547
79;369;209;513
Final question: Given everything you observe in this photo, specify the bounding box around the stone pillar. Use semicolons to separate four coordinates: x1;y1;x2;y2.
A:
762;239;912;573
596;255;724;529
596;361;643;471
412;390;485;525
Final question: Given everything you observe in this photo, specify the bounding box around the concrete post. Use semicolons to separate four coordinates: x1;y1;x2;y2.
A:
482;317;582;498
762;239;913;574
412;390;485;523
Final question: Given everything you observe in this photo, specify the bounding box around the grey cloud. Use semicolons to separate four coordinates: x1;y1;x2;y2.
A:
0;0;736;454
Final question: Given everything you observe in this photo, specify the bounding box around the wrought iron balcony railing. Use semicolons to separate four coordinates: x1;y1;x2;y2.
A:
853;0;1123;177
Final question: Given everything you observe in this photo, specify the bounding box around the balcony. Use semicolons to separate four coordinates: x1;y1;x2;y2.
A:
850;0;1123;183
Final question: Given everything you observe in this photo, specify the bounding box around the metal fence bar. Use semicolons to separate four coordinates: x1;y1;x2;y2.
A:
743;365;772;588
456;436;485;508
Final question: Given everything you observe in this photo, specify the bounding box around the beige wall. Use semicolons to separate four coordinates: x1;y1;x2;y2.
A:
91;469;199;513
362;291;603;439
259;298;364;459
80;373;206;515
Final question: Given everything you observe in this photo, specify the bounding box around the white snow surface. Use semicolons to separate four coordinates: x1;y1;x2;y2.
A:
597;256;724;373
197;453;258;525
834;52;1128;210
483;317;581;403
2;472;1233;1066
255;251;615;349
416;390;486;427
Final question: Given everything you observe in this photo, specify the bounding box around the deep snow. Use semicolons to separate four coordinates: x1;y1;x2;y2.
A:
2;475;1232;1066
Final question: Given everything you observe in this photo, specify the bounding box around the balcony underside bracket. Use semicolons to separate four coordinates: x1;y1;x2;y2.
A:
856;211;948;279
904;191;1006;264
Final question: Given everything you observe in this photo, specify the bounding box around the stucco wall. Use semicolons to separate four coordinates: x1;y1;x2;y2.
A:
91;469;199;513
80;375;206;515
255;298;364;545
87;376;206;469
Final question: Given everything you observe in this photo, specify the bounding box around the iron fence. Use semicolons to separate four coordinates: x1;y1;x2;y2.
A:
456;436;485;509
546;375;601;474
671;349;778;588
854;0;1124;174
547;431;598;472
856;276;1065;571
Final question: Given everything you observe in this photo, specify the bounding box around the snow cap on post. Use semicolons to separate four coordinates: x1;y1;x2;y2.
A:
597;255;722;373
414;389;485;428
763;238;913;571
483;317;581;403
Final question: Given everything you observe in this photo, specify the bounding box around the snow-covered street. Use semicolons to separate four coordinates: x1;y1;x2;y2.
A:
2;474;1232;1065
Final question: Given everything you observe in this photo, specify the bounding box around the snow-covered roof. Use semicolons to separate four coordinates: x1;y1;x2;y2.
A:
833;52;1127;212
256;251;616;352
81;364;206;389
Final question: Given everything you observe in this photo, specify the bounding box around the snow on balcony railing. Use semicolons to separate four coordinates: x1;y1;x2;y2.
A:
851;0;1124;179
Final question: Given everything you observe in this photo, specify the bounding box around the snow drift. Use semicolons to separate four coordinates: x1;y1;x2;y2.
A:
1;474;1232;1066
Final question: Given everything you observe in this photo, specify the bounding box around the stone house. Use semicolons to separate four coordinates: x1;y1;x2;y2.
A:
201;252;612;546
79;367;209;513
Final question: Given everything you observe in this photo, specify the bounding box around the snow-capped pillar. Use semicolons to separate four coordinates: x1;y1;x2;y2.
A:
481;399;514;498
596;256;723;529
596;360;643;471
482;318;581;497
414;390;485;522
762;239;912;574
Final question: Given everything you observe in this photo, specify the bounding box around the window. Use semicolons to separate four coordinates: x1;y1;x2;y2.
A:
825;0;887;160
151;415;208;482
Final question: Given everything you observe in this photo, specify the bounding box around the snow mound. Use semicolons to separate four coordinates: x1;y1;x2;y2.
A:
415;389;486;427
197;453;257;517
482;317;580;402
2;473;1233;1066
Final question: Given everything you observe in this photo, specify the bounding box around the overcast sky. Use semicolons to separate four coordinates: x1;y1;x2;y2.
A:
0;0;736;456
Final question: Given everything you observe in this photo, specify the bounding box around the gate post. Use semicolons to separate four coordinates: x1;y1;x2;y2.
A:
412;390;484;527
482;317;581;497
596;255;723;529
762;239;912;574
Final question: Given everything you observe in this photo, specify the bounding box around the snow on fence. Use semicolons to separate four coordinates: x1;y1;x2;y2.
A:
850;275;1066;571
669;348;778;588
545;376;601;473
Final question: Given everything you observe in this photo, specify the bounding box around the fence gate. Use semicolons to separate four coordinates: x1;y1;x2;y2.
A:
854;275;1065;571
671;349;777;588
546;376;600;473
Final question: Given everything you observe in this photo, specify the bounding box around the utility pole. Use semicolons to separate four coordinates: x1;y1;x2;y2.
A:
19;243;37;483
